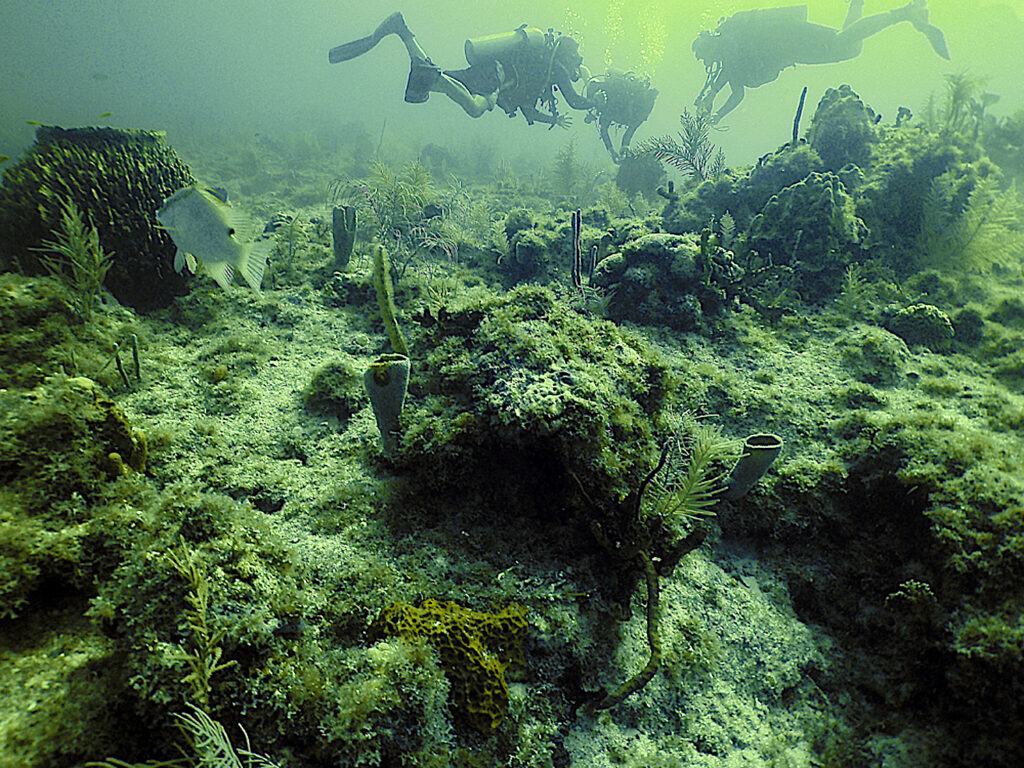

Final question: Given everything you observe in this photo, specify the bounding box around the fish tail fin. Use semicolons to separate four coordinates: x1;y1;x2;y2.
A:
240;239;271;292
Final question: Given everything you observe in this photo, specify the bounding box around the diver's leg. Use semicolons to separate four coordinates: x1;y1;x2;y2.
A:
348;15;452;106
902;0;951;59
429;74;493;118
598;123;618;162
842;0;865;30
836;7;907;46
837;1;949;59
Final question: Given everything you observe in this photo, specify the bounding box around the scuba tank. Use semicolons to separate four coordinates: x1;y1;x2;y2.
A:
464;25;546;66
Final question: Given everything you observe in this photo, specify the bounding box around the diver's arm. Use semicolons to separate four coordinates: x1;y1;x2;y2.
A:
552;64;594;110
695;67;725;112
599;122;619;162
714;83;746;121
621;123;641;149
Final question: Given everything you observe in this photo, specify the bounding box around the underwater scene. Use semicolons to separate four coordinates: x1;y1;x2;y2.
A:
2;1;1024;766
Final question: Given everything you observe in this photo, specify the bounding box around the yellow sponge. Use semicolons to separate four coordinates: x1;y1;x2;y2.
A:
372;599;527;731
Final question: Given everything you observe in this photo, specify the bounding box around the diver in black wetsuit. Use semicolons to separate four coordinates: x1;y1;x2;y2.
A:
329;12;592;129
693;0;951;122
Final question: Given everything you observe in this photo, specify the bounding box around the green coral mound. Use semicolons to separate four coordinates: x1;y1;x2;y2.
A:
591;232;712;330
0;374;146;618
747;170;867;300
303;354;365;423
0;125;195;310
396;284;672;524
0;273;83;389
805;84;880;172
371;599;527;732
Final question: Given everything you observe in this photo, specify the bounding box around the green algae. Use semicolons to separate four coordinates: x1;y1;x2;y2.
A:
3;78;1024;768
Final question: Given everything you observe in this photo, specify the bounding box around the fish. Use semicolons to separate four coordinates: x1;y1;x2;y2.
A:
156;185;269;292
0;156;9;164
98;112;113;118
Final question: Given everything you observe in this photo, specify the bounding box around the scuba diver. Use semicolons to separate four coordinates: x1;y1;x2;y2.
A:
584;70;659;163
329;12;593;130
693;0;951;122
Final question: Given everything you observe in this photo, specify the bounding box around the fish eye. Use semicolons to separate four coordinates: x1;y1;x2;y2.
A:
227;228;235;235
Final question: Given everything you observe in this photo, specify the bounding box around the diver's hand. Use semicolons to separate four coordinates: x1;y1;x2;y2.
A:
550;113;573;130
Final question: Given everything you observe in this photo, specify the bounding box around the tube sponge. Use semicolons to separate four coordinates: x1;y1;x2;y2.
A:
364;354;410;456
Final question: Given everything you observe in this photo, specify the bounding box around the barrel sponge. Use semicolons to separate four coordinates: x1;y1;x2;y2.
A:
371;599;527;731
0;125;196;310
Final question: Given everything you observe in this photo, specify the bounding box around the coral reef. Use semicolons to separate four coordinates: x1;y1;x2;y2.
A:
805;84;880;172
395;284;672;523
747;171;867;300
0;374;146;618
662;143;825;236
4;72;1024;768
0;126;196;310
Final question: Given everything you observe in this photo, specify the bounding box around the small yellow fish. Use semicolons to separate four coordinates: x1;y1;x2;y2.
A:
0;156;9;164
99;112;113;118
26;120;41;126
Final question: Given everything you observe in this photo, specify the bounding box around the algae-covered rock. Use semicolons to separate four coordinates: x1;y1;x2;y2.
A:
614;150;666;200
806;84;880;172
662;143;825;238
744;142;828;213
836;406;1024;764
303;354;366;423
884;303;955;350
0;125;195;310
592;232;716;330
748;171;867;301
396;284;672;526
0;374;146;618
0;273;81;389
838;326;908;387
500;210;570;285
856;125;995;269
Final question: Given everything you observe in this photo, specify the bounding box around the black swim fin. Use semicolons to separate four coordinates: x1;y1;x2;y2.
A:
922;24;950;60
328;12;411;64
329;35;378;63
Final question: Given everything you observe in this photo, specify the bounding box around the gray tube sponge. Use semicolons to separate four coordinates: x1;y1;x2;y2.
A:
724;433;783;500
364;354;410;456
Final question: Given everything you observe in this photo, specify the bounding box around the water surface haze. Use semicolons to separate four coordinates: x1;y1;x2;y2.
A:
2;1;1021;166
